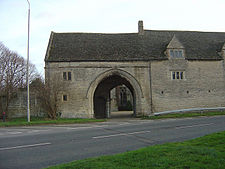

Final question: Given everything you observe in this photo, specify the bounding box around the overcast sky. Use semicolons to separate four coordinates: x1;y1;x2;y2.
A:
0;0;225;75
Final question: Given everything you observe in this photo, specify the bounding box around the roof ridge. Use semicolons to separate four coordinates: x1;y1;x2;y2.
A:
144;29;225;34
53;32;138;35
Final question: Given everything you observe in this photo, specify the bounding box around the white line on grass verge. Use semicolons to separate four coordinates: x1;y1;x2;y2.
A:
0;142;51;151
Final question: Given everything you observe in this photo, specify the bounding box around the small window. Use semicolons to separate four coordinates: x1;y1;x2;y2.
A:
68;72;71;80
175;51;179;57
171;71;185;80
178;51;183;57
170;50;174;57
63;95;67;101
63;72;72;81
180;72;183;79
169;49;184;58
172;72;176;80
63;72;67;80
176;72;180;79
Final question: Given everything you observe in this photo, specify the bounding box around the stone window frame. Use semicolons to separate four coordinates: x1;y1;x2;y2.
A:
171;71;185;80
169;49;184;59
62;94;68;102
63;71;72;81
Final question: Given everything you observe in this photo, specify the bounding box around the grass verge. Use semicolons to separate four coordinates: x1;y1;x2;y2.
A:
0;117;105;127
143;111;225;120
46;131;225;169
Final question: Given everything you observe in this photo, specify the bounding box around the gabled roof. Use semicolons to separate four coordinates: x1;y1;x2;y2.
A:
167;35;184;49
45;30;225;62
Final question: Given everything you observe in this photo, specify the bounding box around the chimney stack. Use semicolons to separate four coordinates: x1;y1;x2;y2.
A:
138;20;144;35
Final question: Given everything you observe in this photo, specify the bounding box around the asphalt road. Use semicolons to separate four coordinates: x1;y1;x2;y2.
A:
0;116;225;169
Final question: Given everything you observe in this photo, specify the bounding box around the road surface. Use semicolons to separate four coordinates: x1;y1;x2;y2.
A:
0;115;224;169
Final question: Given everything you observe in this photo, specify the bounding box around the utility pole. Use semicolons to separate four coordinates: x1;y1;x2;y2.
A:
26;0;30;122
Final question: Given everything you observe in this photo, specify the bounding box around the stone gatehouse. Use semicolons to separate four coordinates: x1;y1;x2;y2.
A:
45;21;225;118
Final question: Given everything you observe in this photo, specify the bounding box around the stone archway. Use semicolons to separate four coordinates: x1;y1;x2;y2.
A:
94;74;135;118
86;69;143;118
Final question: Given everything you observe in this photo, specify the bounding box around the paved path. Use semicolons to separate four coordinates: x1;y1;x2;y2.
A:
0;116;225;169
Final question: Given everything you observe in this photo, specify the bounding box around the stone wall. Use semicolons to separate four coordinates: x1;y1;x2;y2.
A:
151;59;225;112
1;89;46;118
45;61;152;118
45;59;225;118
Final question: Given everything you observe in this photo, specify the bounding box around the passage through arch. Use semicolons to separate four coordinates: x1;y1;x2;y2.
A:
94;74;136;118
86;69;143;118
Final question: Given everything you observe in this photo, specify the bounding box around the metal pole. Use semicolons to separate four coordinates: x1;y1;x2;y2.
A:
26;0;30;122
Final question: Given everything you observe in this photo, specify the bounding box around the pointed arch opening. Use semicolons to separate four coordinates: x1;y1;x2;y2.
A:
94;74;135;118
86;69;143;119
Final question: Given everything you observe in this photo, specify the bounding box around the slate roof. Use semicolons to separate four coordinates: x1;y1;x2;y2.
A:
167;35;185;49
45;30;225;62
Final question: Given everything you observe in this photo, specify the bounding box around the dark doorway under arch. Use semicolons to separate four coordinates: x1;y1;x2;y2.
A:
94;74;136;118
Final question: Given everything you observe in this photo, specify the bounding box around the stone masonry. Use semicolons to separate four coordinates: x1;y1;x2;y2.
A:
45;21;225;118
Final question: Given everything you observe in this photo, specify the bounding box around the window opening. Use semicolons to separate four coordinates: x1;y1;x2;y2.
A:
171;71;185;80
172;72;176;80
68;72;71;80
63;72;72;81
176;72;180;79
63;72;67;80
170;50;174;57
169;49;184;58
180;72;183;79
63;95;67;101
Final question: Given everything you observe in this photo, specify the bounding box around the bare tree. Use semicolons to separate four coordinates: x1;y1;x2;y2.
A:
0;42;39;116
0;42;6;114
33;75;64;119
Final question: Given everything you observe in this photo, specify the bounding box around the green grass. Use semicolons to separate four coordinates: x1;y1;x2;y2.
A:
0;117;105;127
46;131;225;169
1;111;224;127
143;111;225;120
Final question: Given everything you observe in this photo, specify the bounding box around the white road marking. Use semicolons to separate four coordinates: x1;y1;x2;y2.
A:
66;127;93;130
175;123;214;129
66;125;110;130
0;142;51;151
7;132;22;135
27;130;41;133
93;130;151;139
93;125;109;128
